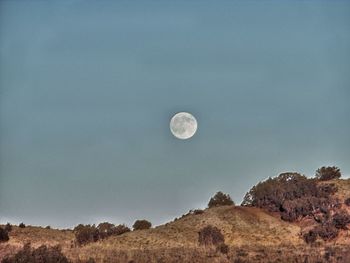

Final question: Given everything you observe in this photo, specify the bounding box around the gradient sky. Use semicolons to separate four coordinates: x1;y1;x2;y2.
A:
1;1;349;229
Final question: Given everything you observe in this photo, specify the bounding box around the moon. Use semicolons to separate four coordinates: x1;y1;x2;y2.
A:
170;112;198;140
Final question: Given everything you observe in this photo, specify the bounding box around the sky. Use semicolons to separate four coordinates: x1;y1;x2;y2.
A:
1;1;349;229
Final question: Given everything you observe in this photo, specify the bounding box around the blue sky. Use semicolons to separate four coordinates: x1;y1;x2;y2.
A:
1;1;349;228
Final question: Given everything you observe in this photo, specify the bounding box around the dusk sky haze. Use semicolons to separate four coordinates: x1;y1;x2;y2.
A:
1;1;349;228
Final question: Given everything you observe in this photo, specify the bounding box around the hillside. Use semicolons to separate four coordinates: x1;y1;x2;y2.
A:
1;179;350;263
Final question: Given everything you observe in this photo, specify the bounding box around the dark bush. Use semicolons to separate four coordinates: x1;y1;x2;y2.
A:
345;198;350;206
198;225;224;246
314;224;339;241
332;211;350;229
19;223;25;228
303;229;317;244
315;166;341;181
115;224;131;235
0;227;9;242
5;223;12;232
324;246;336;261
46;225;51;229
242;172;338;222
193;209;204;215
236;249;248;257
97;222;116;239
280;196;332;222
216;243;229;254
2;243;69;263
208;191;234;208
318;183;338;195
242;173;317;210
74;224;99;245
133;220;152;230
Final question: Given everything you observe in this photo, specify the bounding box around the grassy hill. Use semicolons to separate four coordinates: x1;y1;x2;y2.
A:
1;179;350;263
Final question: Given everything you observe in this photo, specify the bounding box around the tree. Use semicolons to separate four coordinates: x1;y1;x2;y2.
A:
315;166;341;181
133;220;151;230
198;225;224;246
19;223;25;228
208;191;234;208
97;222;116;239
0;227;9;242
74;224;99;245
242;173;319;210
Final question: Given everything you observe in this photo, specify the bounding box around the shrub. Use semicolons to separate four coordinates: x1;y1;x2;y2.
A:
74;224;99;245
315;166;341;181
314;224;339;241
46;226;51;229
19;223;25;228
5;223;12;232
133;220;152;230
216;243;229;254
2;243;69;263
280;196;332;222
198;225;224;246
318;183;338;195
303;230;317;244
324;246;336;261
208;191;234;208
345;198;350;206
332;211;350;229
193;209;204;215
115;224;131;235
242;173;321;209
242;172;338;222
0;227;9;242
97;222;116;239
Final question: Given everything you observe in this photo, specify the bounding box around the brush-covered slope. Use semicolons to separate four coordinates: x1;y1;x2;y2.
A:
1;179;350;262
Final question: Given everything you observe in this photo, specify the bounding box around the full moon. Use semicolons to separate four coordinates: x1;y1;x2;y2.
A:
170;112;198;140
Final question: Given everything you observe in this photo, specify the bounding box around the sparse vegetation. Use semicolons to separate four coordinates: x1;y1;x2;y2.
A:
0;227;9;242
133;220;151;230
315;166;341;181
2;243;69;263
208;191;234;208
